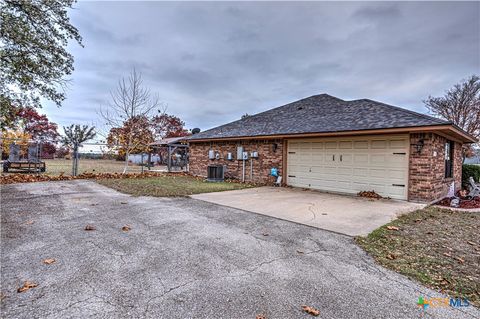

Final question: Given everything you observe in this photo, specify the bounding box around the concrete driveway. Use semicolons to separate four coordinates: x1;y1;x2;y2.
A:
191;187;424;236
1;181;477;319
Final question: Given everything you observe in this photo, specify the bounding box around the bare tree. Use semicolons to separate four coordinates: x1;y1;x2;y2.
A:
62;124;96;176
424;75;480;160
99;69;163;173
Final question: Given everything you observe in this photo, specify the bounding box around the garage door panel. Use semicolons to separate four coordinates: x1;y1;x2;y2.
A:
311;142;324;150
389;155;407;165
339;141;353;149
337;167;353;176
353;154;369;164
311;154;324;161
390;139;408;148
287;135;408;200
371;140;387;149
386;185;407;197
298;142;312;149
370;155;387;164
388;169;407;179
352;168;368;177
325;142;338;149
340;154;353;164
354;141;369;149
325;153;336;163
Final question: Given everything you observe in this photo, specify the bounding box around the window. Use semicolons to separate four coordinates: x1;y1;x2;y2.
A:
444;141;454;178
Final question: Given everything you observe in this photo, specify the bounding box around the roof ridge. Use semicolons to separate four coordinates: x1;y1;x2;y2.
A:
354;99;450;125
189;93;343;138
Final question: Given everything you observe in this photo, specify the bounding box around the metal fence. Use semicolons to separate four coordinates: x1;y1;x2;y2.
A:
1;137;188;176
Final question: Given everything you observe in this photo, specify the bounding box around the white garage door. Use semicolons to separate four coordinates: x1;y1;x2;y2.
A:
287;135;409;200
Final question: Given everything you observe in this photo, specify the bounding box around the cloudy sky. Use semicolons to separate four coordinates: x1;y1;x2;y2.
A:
43;1;480;133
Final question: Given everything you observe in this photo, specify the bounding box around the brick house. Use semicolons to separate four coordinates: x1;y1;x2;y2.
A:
188;94;476;203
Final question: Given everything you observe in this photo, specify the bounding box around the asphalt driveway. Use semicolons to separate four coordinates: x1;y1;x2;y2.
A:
191;187;424;236
1;181;478;319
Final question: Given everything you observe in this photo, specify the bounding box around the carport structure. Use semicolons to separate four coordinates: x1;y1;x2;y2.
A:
149;136;189;172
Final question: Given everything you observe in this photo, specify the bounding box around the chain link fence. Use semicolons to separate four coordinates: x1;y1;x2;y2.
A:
1;137;188;176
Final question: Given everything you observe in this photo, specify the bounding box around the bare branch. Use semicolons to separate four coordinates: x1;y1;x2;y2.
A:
99;68;160;173
424;75;480;160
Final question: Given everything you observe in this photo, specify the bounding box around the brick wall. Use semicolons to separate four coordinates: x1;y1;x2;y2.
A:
190;133;463;203
409;133;462;202
188;139;283;184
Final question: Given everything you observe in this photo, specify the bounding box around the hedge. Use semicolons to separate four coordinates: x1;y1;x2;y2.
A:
462;164;480;188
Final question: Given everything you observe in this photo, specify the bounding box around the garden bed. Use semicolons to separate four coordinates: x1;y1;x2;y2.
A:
437;196;480;209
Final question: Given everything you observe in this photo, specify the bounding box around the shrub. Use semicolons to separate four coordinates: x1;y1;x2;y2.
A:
462;164;480;187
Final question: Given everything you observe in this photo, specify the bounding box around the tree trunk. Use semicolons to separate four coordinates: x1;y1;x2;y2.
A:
72;145;78;176
123;150;129;174
123;130;134;174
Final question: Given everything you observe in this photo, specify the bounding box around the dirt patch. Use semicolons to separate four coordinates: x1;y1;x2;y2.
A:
356;207;480;307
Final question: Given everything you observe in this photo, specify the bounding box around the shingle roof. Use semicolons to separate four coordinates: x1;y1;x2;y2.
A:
188;94;450;140
150;136;187;146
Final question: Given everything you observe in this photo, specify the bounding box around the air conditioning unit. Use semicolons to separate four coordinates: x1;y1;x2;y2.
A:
207;165;225;182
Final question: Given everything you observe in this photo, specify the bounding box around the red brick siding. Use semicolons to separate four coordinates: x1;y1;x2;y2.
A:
409;133;462;202
189;133;463;203
188;139;283;184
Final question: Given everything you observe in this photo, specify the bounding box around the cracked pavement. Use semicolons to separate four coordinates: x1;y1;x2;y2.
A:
1;180;479;319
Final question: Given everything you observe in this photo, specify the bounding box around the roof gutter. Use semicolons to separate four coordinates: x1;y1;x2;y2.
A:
188;124;477;143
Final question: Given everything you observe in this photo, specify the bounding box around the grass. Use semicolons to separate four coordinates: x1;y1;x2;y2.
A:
96;175;254;197
356;206;480;307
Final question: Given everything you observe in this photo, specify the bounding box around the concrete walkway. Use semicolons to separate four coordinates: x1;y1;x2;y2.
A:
191;187;424;236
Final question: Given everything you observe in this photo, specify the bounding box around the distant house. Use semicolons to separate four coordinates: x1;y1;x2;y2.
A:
187;94;477;203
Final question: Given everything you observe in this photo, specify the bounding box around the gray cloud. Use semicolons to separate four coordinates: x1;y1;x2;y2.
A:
43;1;480;132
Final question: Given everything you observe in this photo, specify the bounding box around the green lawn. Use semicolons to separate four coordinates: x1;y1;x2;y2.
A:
97;175;253;197
356;206;480;307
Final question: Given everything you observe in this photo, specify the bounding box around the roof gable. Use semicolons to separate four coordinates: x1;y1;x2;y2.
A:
189;94;450;140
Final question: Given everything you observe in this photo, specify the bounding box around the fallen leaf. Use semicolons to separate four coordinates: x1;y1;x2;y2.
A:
297;250;304;254
122;225;131;231
0;292;6;301
302;305;320;316
455;257;465;264
84;225;96;231
262;233;269;236
386;226;399;231
467;241;476;246
443;252;452;257
17;281;37;293
386;254;396;260
357;190;382;200
25;220;34;225
43;258;56;265
414;219;422;222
